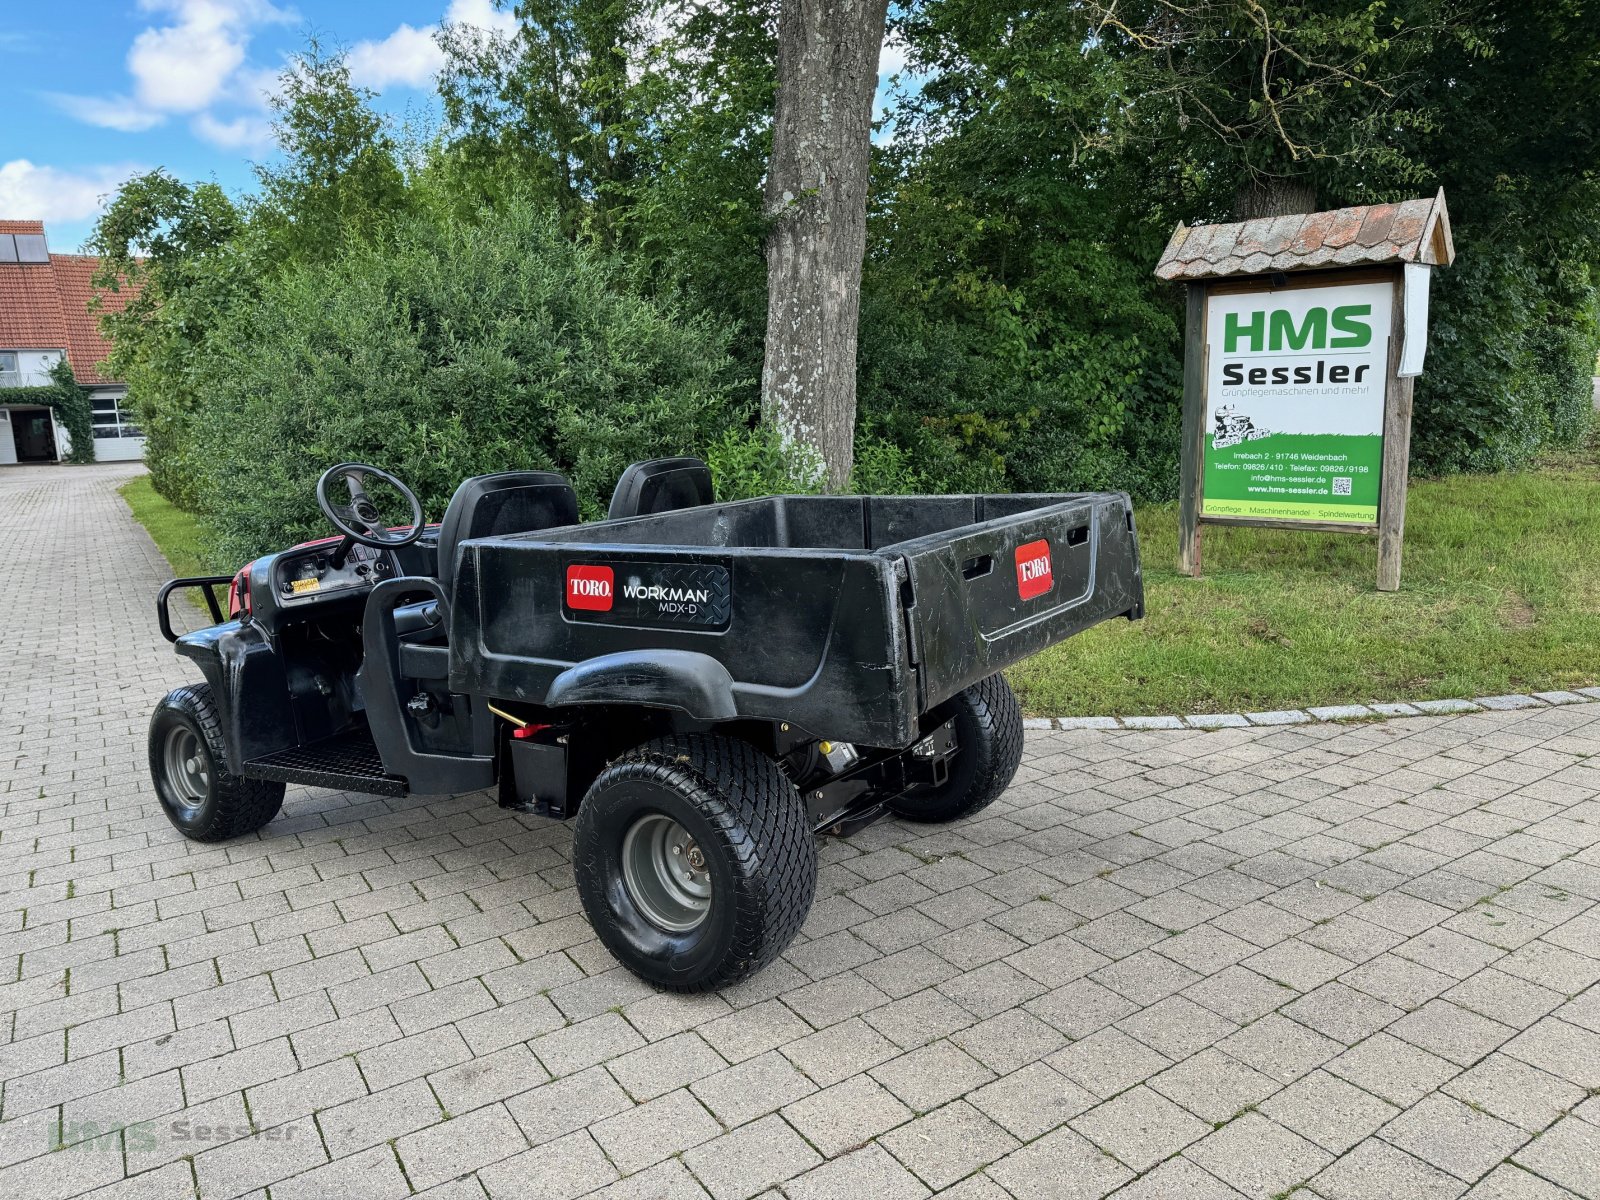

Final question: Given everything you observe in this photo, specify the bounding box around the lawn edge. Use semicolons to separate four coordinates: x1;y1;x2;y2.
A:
1027;688;1600;731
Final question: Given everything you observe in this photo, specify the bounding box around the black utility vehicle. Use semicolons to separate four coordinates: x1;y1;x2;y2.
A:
151;459;1143;989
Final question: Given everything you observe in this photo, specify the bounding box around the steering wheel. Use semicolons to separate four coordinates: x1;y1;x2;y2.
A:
315;463;424;551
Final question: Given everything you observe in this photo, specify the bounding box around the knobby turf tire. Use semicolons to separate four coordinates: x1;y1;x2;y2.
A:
149;684;285;842
572;734;817;992
888;672;1024;824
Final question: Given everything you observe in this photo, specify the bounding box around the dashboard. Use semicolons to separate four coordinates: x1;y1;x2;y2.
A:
273;542;397;604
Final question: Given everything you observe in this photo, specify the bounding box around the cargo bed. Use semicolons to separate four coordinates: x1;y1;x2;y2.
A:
447;493;1143;748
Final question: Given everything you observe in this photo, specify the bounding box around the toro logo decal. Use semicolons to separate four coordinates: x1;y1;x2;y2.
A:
1015;539;1053;601
566;564;614;611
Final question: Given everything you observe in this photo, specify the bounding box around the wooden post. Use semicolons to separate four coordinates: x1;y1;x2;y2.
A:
1177;283;1207;577
1377;275;1412;591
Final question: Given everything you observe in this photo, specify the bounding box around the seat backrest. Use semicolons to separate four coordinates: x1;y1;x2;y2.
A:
607;457;714;521
437;471;579;589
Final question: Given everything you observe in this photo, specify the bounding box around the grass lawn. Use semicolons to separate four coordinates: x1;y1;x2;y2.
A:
1010;443;1600;715
120;448;1600;717
119;474;216;580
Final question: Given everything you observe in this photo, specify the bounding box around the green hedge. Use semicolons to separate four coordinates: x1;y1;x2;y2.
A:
4;360;95;464
183;199;745;564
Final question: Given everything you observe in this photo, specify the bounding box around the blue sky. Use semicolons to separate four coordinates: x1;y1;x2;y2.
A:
1;1;908;253
1;0;508;251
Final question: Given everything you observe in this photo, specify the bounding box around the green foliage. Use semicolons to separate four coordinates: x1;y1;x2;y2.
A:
188;198;740;563
878;0;1600;484
89;2;1600;535
436;0;652;247
47;360;96;465
703;422;824;500
90;44;419;509
252;42;412;259
863;3;1186;499
1399;1;1600;473
703;422;928;498
1078;0;1445;212
89;170;244;504
5;361;96;464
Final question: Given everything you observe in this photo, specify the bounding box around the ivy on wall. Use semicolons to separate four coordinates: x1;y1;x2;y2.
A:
4;359;96;464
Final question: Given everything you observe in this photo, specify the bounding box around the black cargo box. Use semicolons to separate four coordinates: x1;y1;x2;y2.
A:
447;493;1143;748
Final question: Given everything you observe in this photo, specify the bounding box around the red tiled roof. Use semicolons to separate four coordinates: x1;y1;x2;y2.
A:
0;260;68;350
0;224;139;386
51;255;133;386
1155;189;1455;282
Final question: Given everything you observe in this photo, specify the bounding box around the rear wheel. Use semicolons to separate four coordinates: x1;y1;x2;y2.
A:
149;684;284;842
572;734;816;992
889;672;1024;824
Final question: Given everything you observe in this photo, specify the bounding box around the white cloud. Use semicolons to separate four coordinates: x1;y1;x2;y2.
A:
0;160;145;224
43;93;166;133
53;0;293;156
130;20;246;112
228;64;283;112
192;112;275;152
443;0;518;38
126;0;293;114
349;0;519;92
50;0;292;131
349;23;443;90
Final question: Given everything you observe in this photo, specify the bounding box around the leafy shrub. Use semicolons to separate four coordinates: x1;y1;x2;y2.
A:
190;199;740;563
1413;254;1600;476
855;290;1183;501
703;421;825;500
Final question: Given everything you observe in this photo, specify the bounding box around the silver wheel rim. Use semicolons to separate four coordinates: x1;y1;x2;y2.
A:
163;726;210;810
620;813;711;932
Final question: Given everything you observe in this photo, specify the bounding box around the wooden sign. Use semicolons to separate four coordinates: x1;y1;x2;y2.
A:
1157;194;1454;591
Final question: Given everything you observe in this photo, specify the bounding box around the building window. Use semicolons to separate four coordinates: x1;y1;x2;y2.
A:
91;394;142;439
0;351;17;388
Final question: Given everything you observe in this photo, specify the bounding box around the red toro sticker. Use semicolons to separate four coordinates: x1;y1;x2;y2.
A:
566;564;614;611
1015;539;1053;600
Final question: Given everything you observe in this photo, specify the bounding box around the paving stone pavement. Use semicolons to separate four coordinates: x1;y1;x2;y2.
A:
3;461;1600;1200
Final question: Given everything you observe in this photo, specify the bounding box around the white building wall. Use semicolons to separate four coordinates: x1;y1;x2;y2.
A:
16;349;65;385
2;352;146;465
1;351;66;463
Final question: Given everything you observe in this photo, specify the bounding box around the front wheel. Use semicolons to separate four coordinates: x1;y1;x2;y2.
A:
149;684;285;842
572;735;817;992
889;672;1024;824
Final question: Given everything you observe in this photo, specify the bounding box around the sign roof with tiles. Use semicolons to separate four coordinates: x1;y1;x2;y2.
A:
1155;189;1454;283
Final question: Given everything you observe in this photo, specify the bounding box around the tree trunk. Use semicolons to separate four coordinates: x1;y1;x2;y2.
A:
762;0;890;491
1232;176;1318;221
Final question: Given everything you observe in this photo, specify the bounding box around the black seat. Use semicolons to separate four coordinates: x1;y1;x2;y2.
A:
607;457;714;521
437;470;579;589
391;471;579;644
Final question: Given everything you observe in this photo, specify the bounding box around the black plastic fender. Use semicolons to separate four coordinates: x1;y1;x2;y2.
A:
546;650;738;720
174;620;297;775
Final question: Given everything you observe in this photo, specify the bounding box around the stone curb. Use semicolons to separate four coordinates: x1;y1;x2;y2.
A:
1024;686;1600;732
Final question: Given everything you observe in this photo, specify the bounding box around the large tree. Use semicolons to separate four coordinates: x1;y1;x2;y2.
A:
761;0;890;489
